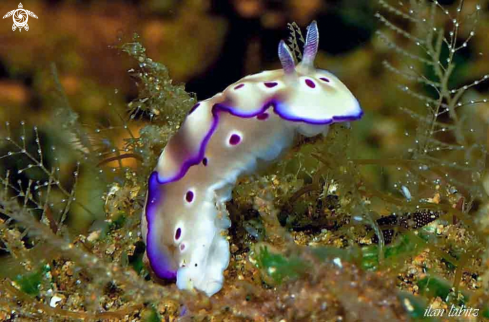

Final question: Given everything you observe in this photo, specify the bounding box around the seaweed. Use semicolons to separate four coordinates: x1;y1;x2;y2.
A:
0;0;488;320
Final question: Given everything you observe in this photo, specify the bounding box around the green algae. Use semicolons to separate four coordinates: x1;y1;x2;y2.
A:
311;245;363;264
482;306;489;319
255;245;309;285
397;292;433;321
417;276;452;301
418;275;469;306
14;264;50;297
129;241;147;275
0;1;487;320
360;232;426;270
140;305;161;322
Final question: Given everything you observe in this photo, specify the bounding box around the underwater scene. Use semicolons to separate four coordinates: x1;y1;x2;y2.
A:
0;0;488;321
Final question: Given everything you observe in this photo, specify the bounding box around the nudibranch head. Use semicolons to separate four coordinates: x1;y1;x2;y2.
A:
215;20;362;125
276;20;363;124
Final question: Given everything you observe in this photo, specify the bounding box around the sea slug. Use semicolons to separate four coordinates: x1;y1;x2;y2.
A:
142;21;363;296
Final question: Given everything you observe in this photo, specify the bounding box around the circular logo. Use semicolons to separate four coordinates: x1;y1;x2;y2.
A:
13;9;28;28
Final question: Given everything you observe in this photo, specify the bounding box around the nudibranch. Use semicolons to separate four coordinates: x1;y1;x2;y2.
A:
142;21;363;296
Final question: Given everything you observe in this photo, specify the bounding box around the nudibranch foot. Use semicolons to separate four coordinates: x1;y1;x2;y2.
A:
142;21;363;296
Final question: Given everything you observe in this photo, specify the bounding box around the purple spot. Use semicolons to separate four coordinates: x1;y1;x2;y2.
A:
305;79;316;88
202;157;208;166
234;84;245;90
180;244;185;251
229;134;241;145
264;82;278;88
320;77;330;83
189;103;200;115
257;113;269;120
175;228;182;240
185;191;194;202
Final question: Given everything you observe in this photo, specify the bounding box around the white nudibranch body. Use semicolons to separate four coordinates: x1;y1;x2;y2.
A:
142;21;363;296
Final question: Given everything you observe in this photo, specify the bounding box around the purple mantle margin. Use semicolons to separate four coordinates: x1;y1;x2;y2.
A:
145;100;363;279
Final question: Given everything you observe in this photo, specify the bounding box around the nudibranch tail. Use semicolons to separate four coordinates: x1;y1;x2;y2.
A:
145;172;178;280
143;21;363;297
